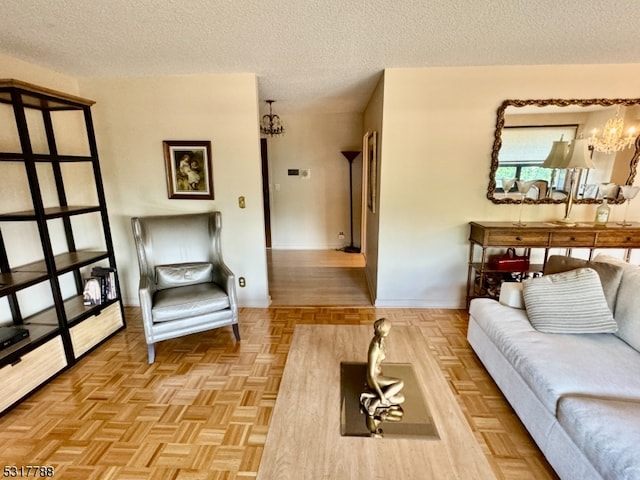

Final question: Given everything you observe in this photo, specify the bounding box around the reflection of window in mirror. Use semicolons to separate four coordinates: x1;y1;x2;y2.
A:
497;126;577;196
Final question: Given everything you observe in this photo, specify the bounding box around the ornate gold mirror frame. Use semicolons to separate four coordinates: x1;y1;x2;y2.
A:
488;98;640;204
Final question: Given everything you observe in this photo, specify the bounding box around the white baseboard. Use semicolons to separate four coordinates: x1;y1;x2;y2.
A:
374;299;465;309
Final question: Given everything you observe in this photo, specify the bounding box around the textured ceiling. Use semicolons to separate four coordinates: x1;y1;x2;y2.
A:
2;0;640;113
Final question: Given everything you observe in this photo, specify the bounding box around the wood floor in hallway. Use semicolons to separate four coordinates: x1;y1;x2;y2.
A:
267;249;371;306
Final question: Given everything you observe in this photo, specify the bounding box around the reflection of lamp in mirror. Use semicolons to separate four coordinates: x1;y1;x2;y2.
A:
557;139;594;226
589;106;636;154
500;178;516;199
618;185;640;226
514;180;535;226
542;135;569;197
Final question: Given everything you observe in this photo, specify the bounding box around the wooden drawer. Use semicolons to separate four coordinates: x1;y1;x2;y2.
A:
487;231;550;246
596;231;640;248
70;302;123;358
0;336;67;413
550;232;597;247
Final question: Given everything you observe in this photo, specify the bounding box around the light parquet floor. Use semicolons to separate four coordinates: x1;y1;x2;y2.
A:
0;306;558;480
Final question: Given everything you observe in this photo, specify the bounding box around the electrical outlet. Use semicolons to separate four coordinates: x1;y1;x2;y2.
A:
239;277;246;287
338;232;345;240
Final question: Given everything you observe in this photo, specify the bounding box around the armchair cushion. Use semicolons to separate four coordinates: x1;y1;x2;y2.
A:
152;282;230;323
156;262;213;290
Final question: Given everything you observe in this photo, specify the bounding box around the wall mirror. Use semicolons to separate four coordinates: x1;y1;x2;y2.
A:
488;98;640;204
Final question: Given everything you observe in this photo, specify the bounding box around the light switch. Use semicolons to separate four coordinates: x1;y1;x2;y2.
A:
238;196;246;208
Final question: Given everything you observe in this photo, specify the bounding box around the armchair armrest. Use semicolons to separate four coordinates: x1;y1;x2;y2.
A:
212;262;238;311
138;274;157;336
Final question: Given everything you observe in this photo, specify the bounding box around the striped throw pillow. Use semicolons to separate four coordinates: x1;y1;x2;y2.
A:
522;268;617;334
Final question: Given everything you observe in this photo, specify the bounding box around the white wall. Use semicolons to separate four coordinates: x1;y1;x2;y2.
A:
267;111;363;249
79;74;269;307
0;52;81;95
375;65;640;308
362;76;384;300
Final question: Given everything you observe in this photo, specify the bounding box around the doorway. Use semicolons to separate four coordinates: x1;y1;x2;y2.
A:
261;137;371;305
260;138;271;248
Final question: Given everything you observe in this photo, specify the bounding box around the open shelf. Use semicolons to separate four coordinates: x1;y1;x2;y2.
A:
470;263;544;274
0;271;50;296
0;205;101;221
13;251;110;275
0;322;60;368
23;293;115;327
0;152;94;163
0;79;95;110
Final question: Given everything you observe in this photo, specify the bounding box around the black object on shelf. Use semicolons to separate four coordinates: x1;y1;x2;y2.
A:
341;151;361;254
0;326;29;351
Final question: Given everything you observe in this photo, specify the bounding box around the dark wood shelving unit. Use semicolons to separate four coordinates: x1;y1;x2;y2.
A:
0;79;126;411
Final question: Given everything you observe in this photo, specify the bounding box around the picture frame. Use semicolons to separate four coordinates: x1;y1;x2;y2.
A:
163;140;214;199
364;131;378;213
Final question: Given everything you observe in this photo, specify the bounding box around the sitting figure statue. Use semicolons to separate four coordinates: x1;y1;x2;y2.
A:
360;318;405;417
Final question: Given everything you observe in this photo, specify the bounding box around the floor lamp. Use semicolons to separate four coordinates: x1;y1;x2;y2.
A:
341;150;361;253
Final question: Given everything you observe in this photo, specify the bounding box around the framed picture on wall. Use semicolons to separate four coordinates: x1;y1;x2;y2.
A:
163;140;214;199
364;131;378;213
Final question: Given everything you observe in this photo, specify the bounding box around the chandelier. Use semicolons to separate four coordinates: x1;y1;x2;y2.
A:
588;105;636;154
260;100;285;137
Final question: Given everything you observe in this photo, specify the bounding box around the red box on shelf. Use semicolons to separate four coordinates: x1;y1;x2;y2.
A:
489;248;530;271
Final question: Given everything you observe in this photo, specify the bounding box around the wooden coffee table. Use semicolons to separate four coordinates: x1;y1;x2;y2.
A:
257;325;497;479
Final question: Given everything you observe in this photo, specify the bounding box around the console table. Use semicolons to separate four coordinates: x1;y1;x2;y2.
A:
467;221;640;307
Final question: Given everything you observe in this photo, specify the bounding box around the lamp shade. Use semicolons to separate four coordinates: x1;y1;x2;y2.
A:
542;139;569;168
563;139;595;169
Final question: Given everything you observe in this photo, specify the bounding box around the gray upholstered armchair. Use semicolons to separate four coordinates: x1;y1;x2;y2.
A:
131;211;239;363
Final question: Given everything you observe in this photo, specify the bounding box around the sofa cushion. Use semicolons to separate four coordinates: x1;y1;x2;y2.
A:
156;262;213;290
152;282;230;322
469;298;640;415
522;268;617;334
594;255;640;352
557;396;640;480
544;255;623;311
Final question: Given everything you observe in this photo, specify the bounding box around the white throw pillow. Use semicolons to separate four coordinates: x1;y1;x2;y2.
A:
522;268;617;334
499;282;525;309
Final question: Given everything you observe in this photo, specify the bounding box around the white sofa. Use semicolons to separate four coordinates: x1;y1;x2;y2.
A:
468;254;640;480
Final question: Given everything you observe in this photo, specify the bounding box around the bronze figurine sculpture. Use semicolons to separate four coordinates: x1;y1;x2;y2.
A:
360;318;405;417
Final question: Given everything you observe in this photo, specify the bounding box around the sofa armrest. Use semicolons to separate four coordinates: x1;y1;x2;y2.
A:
499;282;525;309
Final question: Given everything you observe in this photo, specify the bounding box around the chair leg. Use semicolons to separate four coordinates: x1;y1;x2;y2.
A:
147;343;155;364
232;323;240;341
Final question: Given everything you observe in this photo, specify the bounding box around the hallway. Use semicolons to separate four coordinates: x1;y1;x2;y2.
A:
267;249;371;306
